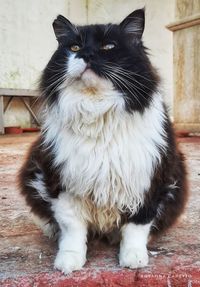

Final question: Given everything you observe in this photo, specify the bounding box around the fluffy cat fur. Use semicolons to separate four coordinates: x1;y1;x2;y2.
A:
19;9;187;273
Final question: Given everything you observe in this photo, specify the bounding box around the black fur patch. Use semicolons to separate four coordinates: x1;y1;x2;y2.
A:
19;9;188;239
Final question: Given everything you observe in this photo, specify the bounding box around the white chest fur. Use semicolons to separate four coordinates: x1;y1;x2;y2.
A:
43;86;167;217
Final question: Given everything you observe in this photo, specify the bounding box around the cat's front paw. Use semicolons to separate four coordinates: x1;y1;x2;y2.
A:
54;250;86;274
119;246;149;269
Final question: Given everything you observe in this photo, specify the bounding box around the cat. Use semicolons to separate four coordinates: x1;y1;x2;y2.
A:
19;8;188;274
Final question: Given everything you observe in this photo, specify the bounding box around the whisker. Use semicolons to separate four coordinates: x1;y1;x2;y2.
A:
103;69;143;109
104;62;158;83
46;71;68;83
102;65;163;113
111;68;153;95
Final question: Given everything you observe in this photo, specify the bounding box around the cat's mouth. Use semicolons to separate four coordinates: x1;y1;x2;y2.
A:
81;66;92;76
80;62;95;77
80;67;101;88
67;55;110;92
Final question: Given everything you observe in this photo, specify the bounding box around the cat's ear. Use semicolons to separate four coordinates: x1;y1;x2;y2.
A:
53;15;77;41
120;8;145;42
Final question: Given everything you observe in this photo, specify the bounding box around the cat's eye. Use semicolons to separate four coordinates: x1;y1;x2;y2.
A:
101;43;116;50
70;45;81;52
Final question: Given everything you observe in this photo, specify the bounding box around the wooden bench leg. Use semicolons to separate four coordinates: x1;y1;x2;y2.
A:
0;96;4;134
20;97;40;126
4;96;14;113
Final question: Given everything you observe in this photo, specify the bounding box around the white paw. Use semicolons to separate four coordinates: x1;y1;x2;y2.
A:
54;250;86;274
119;246;149;269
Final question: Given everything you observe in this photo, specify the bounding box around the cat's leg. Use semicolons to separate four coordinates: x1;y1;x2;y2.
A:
119;199;156;269
119;222;151;268
52;193;88;274
119;151;187;269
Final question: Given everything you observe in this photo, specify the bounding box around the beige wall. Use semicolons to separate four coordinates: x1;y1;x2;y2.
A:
0;0;175;127
0;0;87;127
169;0;200;132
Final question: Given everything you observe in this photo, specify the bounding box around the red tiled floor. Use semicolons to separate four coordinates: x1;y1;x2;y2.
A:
0;133;200;286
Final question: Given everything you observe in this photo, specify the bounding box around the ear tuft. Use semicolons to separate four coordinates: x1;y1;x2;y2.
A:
120;8;145;41
53;15;77;41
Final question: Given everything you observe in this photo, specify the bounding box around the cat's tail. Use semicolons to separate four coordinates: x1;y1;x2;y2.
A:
32;214;60;240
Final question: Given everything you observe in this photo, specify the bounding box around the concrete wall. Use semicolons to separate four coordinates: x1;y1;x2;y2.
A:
0;0;175;127
0;0;87;127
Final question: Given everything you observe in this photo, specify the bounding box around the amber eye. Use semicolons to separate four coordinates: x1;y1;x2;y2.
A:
70;45;81;52
101;43;115;50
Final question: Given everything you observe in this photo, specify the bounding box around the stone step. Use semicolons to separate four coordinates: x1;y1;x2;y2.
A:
0;134;200;287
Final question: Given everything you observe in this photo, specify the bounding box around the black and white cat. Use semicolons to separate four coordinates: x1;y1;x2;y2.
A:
19;9;187;274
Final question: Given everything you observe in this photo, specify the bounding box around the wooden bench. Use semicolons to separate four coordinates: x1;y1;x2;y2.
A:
0;88;39;134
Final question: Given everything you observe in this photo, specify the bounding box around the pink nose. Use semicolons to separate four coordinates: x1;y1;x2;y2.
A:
86;63;91;69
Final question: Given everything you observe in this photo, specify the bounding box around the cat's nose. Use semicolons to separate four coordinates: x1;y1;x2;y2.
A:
82;50;95;62
86;63;91;68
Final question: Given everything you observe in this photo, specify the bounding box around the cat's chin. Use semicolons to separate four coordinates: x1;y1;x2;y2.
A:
81;68;100;88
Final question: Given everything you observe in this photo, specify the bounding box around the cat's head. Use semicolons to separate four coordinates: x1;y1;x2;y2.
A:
41;9;159;113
